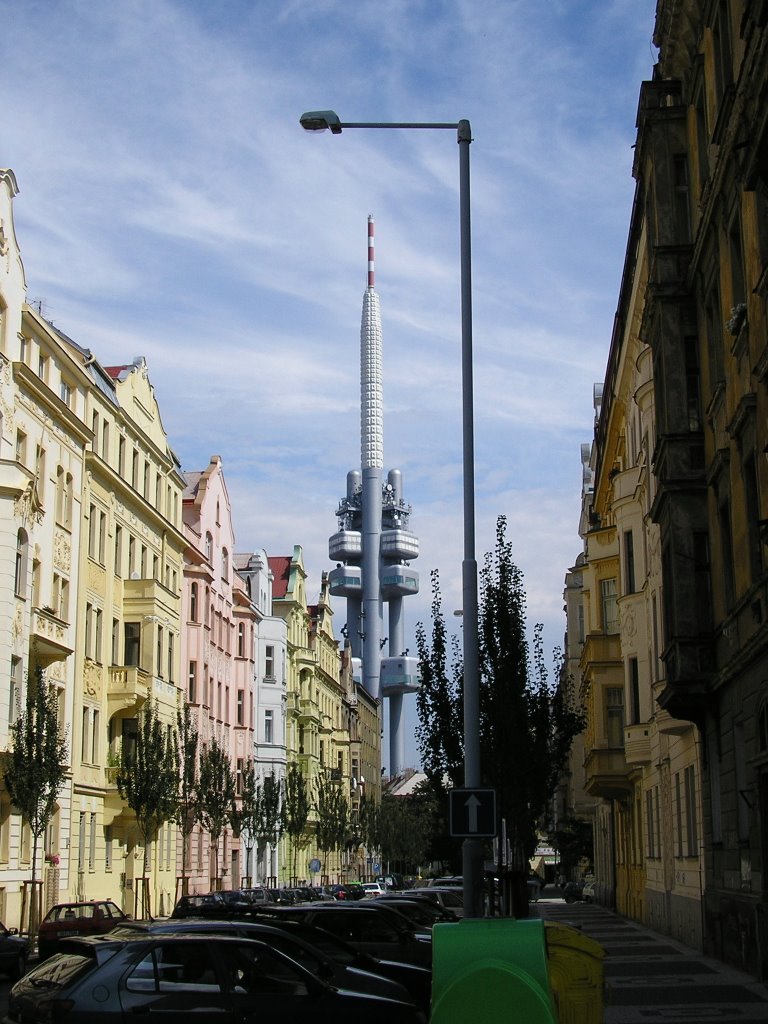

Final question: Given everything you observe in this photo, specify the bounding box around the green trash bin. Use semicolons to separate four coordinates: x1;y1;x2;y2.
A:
432;918;558;1024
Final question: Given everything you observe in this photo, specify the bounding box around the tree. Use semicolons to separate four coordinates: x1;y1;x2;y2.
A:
549;816;594;877
255;771;283;882
117;698;178;918
2;666;67;939
232;759;258;885
314;771;348;878
171;700;198;896
197;738;236;887
282;762;311;883
358;790;380;855
415;570;464;790
415;515;585;913
379;786;437;875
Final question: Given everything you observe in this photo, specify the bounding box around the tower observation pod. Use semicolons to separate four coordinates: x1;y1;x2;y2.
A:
328;217;420;776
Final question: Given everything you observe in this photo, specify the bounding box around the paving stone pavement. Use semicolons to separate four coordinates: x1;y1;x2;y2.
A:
532;886;768;1023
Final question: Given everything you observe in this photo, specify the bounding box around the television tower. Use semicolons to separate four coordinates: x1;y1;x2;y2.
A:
329;216;420;776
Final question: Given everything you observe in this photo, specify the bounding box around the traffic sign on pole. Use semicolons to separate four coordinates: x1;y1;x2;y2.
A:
449;788;497;838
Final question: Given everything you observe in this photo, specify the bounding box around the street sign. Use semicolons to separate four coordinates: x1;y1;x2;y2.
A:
449;787;497;838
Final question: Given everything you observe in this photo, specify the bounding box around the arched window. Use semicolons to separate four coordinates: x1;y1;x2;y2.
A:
190;582;198;623
15;529;28;597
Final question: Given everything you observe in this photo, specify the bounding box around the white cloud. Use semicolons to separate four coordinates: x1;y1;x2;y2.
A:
1;0;658;766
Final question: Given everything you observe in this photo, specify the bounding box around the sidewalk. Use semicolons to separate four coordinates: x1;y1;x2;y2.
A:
531;885;768;1023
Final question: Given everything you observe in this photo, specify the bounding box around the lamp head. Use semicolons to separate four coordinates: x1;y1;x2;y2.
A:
300;110;342;134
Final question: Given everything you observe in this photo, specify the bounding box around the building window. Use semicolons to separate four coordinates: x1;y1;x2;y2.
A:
605;687;624;748
628;657;640;724
156;626;163;678
114;525;123;577
222;548;229;581
14;529;28;597
190;582;198;623
237;623;245;658
111;619;120;665
9;656;22;725
124;622;141;667
105;825;113;871
601;578;619;634
623;531;635;594
167;633;174;683
264;709;273;745
236;689;244;726
59;380;72;407
236;758;244;796
684;764;698;856
188;661;197;703
265;645;275;680
205;532;213;563
717;496;735;610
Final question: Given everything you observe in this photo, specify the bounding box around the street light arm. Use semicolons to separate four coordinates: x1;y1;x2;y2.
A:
299;110;471;141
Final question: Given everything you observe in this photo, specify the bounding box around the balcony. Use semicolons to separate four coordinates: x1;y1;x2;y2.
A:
584;747;632;799
31;606;73;663
624;723;651;766
581;632;621;667
107;666;150;714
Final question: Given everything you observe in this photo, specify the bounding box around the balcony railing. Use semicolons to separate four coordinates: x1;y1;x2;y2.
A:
107;666;150;714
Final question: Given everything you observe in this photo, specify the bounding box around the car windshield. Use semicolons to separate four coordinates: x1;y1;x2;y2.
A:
23;952;95;988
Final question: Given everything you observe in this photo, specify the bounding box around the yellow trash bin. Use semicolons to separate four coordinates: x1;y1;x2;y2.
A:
544;920;605;1024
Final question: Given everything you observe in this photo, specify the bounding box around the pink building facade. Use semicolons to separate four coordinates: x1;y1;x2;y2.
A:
180;456;257;892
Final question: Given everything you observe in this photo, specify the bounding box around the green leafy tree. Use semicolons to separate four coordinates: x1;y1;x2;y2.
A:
117;698;178;917
2;666;67;939
479;516;584;910
549;817;594;877
255;771;283;881
171;700;198;895
314;771;348;878
415;571;464;790
415;516;585;913
358;790;380;855
232;759;258;885
379;785;437;875
197;738;236;887
282;762;311;883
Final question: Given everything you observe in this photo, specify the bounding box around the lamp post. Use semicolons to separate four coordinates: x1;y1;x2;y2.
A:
300;111;484;917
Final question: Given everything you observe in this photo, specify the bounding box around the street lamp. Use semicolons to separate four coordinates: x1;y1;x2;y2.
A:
300;110;483;917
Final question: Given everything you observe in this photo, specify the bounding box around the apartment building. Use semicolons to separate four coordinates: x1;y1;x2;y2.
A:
573;0;768;977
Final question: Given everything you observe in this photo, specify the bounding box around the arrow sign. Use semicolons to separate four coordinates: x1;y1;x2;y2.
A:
465;794;481;833
449;788;496;838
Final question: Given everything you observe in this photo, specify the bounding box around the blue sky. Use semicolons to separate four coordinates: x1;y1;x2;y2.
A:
1;0;658;768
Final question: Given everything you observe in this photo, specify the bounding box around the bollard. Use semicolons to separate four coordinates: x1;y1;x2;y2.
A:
432;918;558;1024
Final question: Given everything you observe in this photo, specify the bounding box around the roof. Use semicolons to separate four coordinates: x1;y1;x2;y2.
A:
268;556;291;599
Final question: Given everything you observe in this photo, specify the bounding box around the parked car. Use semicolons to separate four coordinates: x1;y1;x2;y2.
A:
37;899;128;960
361;882;385;898
9;932;425;1022
372;896;458;928
238;886;275;905
563;880;586;903
107;917;419;1008
0;921;28;979
266;903;432;969
425;875;462;888
222;905;431;1012
407;887;465;919
172;892;252;918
